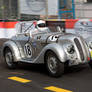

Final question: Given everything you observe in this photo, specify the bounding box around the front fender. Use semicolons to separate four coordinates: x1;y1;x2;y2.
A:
44;43;67;63
2;40;21;62
85;36;92;59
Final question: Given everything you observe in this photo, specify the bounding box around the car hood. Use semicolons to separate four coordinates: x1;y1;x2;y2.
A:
33;32;77;44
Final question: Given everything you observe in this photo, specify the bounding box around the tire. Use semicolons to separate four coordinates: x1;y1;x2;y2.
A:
4;48;17;69
45;51;64;77
89;60;92;69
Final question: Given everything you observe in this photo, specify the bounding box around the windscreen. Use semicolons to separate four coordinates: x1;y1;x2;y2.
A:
46;20;65;33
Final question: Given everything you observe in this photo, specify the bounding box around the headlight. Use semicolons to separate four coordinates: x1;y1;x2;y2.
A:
89;42;92;49
67;44;75;54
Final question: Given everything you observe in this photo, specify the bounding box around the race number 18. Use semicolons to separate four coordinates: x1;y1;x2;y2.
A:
24;43;32;57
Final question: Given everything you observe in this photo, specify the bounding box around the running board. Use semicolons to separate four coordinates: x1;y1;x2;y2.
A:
20;58;35;64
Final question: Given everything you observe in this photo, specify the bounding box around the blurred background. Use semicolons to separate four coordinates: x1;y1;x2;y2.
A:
0;0;92;21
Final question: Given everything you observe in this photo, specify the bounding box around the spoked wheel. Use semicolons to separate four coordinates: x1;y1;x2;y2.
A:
45;51;64;77
4;48;17;69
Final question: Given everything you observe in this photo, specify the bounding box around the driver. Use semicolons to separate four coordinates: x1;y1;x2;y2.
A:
36;20;48;32
30;20;48;37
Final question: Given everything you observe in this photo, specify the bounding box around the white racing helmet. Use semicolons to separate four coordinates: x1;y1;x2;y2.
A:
36;20;48;32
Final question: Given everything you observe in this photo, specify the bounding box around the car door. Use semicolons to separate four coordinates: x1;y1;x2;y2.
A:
15;21;36;59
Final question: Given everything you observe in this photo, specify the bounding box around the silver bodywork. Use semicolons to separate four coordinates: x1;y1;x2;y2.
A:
2;21;90;66
74;19;92;61
85;36;92;60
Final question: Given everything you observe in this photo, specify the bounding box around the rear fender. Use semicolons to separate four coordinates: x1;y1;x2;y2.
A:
3;40;21;62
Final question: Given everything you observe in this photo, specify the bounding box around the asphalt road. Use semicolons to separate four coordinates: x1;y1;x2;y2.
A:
0;39;92;92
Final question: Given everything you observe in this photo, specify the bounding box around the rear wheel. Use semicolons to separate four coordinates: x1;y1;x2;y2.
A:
4;48;17;69
45;51;64;77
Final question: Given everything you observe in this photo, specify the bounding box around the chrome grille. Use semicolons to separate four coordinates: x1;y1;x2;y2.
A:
74;38;84;61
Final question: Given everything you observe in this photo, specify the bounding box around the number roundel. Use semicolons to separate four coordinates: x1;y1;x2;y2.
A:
49;35;58;41
24;43;32;58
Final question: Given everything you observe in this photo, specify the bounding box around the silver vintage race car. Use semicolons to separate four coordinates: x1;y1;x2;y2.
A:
2;20;91;77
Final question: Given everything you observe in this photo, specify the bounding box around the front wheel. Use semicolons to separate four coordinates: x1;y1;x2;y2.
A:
4;48;17;69
45;51;64;77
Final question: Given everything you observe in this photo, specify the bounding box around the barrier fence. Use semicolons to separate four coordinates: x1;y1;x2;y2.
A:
0;19;91;38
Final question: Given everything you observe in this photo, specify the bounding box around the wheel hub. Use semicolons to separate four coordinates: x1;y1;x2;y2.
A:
48;56;57;74
5;52;13;66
